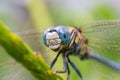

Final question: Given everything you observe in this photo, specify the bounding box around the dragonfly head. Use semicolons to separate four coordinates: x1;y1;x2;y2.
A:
43;26;70;51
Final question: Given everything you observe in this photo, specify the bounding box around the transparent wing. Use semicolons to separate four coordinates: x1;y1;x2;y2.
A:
82;20;120;63
0;46;37;80
80;20;120;80
16;29;44;51
16;29;52;58
0;29;44;80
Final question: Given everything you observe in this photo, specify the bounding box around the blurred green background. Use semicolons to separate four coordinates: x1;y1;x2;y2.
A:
0;0;120;80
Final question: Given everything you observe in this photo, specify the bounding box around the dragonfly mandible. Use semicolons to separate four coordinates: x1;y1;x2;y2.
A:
0;20;120;80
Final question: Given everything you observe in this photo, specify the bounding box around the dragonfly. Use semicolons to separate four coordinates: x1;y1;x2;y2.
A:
0;20;120;80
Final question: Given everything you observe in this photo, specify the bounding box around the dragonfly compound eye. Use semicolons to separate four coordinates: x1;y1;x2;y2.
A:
54;26;71;45
64;34;66;38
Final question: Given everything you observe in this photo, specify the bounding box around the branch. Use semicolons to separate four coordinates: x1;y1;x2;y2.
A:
0;21;63;80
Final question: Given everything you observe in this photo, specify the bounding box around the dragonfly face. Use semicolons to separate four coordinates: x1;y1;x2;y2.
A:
42;26;70;51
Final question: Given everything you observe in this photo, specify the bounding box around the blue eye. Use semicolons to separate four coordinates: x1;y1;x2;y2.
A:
64;34;66;38
54;26;70;45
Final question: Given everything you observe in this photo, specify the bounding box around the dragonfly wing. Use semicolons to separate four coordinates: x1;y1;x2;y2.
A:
78;20;120;79
0;29;45;80
16;28;56;60
15;29;45;52
0;61;37;80
82;20;120;63
0;47;37;80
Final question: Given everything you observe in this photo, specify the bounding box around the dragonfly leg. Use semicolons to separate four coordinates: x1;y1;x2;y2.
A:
55;54;67;73
66;62;70;80
50;51;61;69
67;56;83;79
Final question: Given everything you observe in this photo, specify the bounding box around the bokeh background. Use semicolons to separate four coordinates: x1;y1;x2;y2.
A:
0;0;120;80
